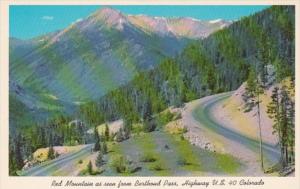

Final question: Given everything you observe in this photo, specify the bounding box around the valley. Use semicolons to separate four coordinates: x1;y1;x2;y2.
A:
21;92;243;176
20;91;281;176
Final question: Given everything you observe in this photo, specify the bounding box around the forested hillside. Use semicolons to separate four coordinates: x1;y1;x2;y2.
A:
79;6;294;126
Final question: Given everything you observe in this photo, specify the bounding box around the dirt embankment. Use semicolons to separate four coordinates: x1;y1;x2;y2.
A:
179;89;281;176
212;83;278;146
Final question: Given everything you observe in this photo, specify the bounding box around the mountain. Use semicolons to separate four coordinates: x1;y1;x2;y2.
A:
9;7;230;114
128;15;231;39
8;6;295;177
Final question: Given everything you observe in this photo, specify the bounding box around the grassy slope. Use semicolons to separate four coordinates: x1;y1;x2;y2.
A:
103;130;241;176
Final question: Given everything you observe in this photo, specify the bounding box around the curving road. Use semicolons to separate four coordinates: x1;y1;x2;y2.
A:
192;92;280;168
20;144;94;176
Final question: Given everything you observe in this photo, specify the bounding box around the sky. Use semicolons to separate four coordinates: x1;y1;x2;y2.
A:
10;5;270;39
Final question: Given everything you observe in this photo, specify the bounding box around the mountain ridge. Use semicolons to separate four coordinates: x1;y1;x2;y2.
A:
9;7;230;111
11;7;232;42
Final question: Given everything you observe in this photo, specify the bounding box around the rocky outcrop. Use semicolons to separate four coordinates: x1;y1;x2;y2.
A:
183;132;217;152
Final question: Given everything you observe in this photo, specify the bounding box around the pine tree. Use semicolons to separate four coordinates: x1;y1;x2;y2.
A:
123;126;130;140
94;126;99;142
38;127;47;148
256;77;265;171
96;152;104;168
286;78;295;165
252;61;265;171
267;85;295;168
94;139;101;152
93;126;101;151
279;88;289;167
267;87;280;130
48;146;55;160
102;141;108;154
286;97;295;165
246;67;256;97
274;57;286;82
15;135;24;170
241;57;266;171
9;146;18;175
258;30;270;86
143;100;153;121
267;87;283;164
115;130;124;142
104;124;110;141
87;160;93;175
244;66;257;111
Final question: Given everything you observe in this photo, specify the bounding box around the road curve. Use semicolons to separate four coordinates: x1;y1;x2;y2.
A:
20;144;94;176
194;93;280;162
185;92;280;175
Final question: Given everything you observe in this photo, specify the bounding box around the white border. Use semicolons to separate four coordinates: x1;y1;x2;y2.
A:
0;1;299;189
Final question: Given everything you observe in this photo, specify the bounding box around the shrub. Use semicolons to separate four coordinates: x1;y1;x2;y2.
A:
173;112;182;120
180;134;185;140
177;157;191;166
111;155;127;173
149;161;165;171
110;155;140;174
180;127;188;134
78;159;83;164
140;152;157;162
157;110;175;127
132;123;144;134
143;119;157;132
115;130;124;142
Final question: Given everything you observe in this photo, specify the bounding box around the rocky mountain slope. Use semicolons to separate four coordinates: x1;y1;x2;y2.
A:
10;7;229;101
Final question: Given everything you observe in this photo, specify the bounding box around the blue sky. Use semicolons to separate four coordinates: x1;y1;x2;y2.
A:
10;5;270;39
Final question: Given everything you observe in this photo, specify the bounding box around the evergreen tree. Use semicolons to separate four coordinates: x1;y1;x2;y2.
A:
256;75;265;172
286;96;295;164
258;31;270;86
38;127;47;148
123;126;131;140
94;126;99;142
143;100;153;121
249;61;265;171
93;126;101;151
267;86;284;165
15;135;24;170
245;63;265;171
96;152;104;168
94;139;101;152
104;124;110;141
102;141;108;154
279;88;289;166
274;57;287;82
246;67;257;97
87;160;93;175
9;146;18;175
48;146;55;160
267;85;295;168
115;130;124;142
267;87;280;129
244;66;257;111
286;78;295;165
